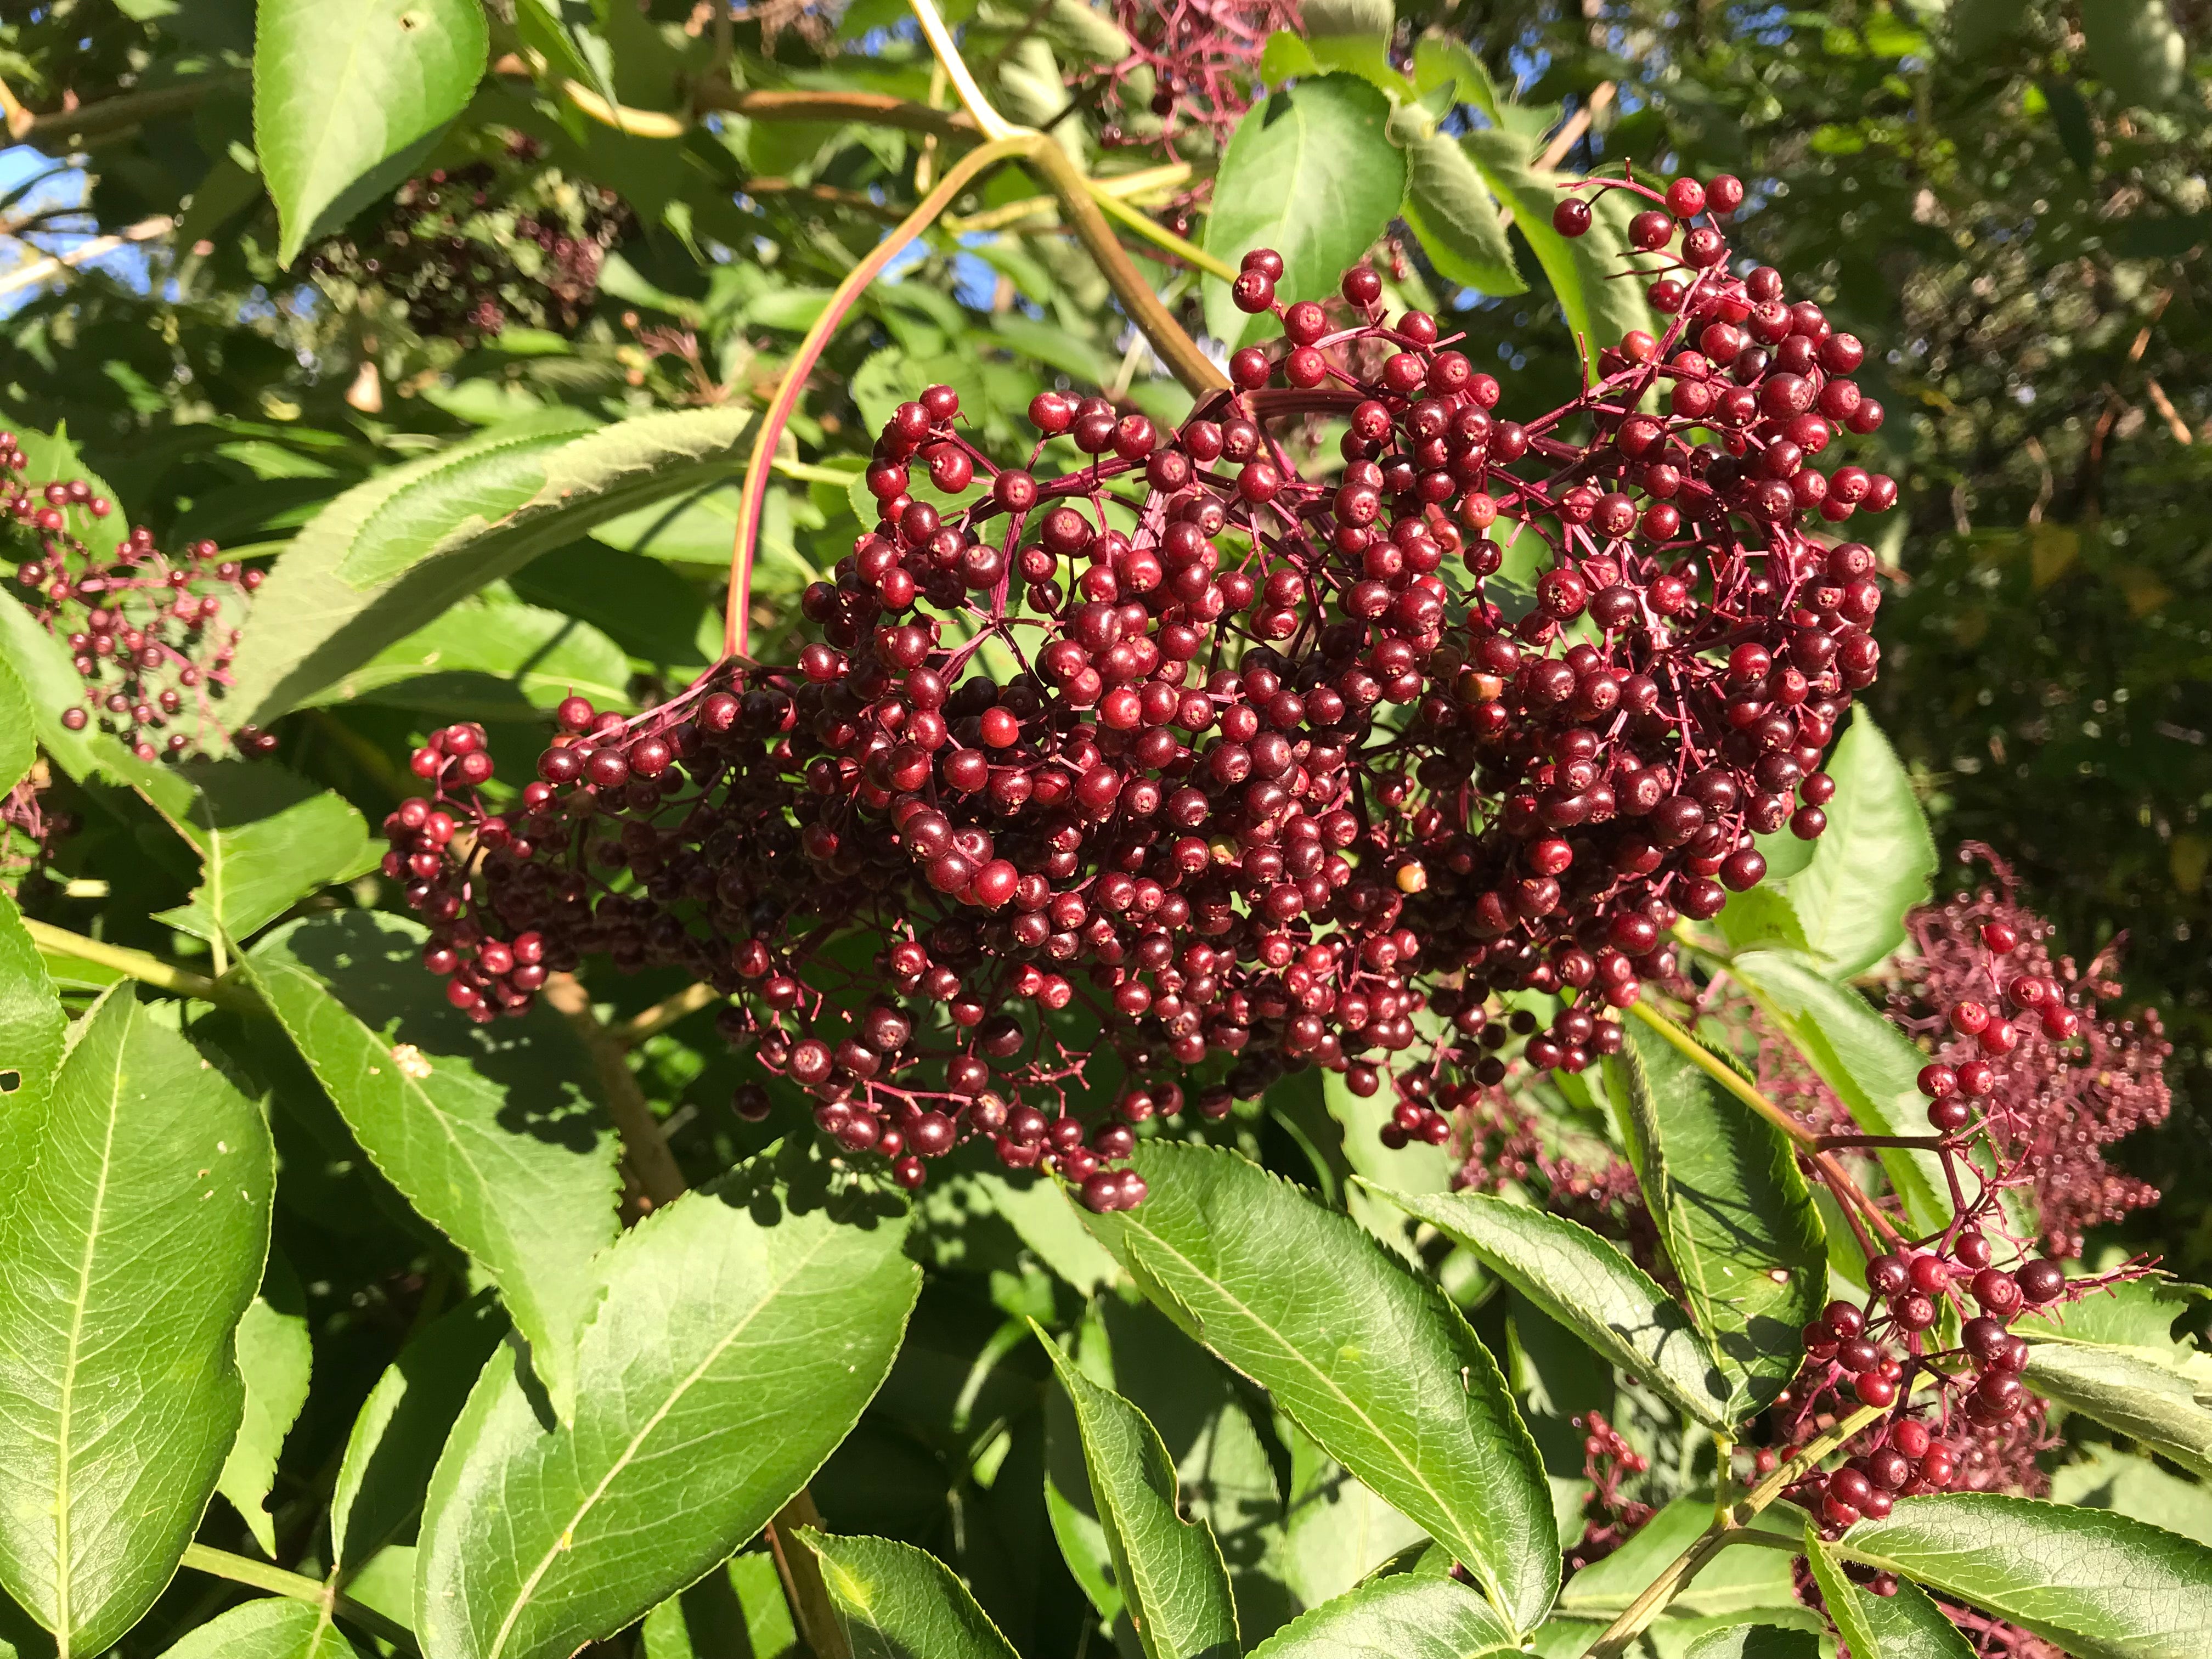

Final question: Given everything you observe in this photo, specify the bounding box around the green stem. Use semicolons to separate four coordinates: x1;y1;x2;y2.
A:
22;918;261;1015
1585;1402;1886;1658
180;1544;420;1656
1082;180;1237;280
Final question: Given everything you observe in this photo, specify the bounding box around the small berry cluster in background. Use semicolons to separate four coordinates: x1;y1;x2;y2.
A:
1764;903;2151;1536
391;169;1901;1209
1080;0;1300;158
308;138;630;345
3;432;270;762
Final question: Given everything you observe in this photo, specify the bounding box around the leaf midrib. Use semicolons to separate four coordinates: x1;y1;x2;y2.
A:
50;1008;131;1657
482;1223;852;1659
1113;1200;1511;1618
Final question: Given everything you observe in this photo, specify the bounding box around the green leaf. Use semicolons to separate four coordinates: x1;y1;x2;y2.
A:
302;595;635;719
1081;1142;1558;1634
1860;1576;1976;1659
1781;714;1936;978
254;0;490;266
2052;1446;2212;1549
1205;78;1409;350
0;652;31;797
973;1169;1121;1295
1838;1493;2212;1659
2021;1339;2212;1480
133;762;379;952
1947;0;2031;58
1035;1324;1240;1659
226;405;754;725
1400;134;1525;297
1278;1419;1426;1612
0;990;275;1656
1804;1525;1882;1658
1728;950;1953;1237
1303;0;1404;93
1464;132;1653;372
804;1532;1020;1659
416;1176;919;1659
2080;0;2189;108
0;890;67;1209
1260;32;1320;84
1246;1572;1519;1658
1360;1183;1734;1431
151;1598;359;1659
1607;1022;1825;1418
216;1271;314;1556
2040;78;2097;173
640;1553;798;1659
1682;1626;1820;1659
1712;887;1808;956
244;911;621;1422
330;1293;507;1575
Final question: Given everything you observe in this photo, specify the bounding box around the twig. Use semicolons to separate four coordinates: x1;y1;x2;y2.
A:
18;74;247;146
541;972;689;1207
180;1544;420;1656
22;916;261;1014
1537;82;1615;171
1585;1401;1886;1657
0;215;172;300
768;1491;853;1659
614;980;721;1047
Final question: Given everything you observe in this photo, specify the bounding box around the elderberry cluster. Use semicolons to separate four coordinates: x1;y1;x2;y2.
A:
1771;914;2143;1534
397;170;1897;1207
3;436;269;761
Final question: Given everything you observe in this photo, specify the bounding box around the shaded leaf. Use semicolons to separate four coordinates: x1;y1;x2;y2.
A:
805;1531;1020;1659
244;911;620;1421
1683;1626;1819;1659
1081;1142;1558;1634
640;1552;799;1659
1362;1183;1734;1431
1782;714;1936;978
330;1293;508;1575
1861;1575;1977;1659
0;990;274;1656
1278;1418;1426;1613
1557;1499;1800;1621
1205;78;1409;349
1837;1493;2212;1659
1401;134;1523;296
1036;1323;1240;1659
1804;1525;1882;1658
2051;1445;2212;1549
301;595;635;719
415;1176;920;1659
1607;1023;1825;1419
255;0;489;265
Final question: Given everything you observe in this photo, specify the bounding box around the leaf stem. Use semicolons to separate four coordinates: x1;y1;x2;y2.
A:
1585;1401;1886;1658
541;972;689;1207
22;917;261;1015
1080;179;1237;280
905;0;1019;140
179;1543;421;1656
721;131;1037;659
